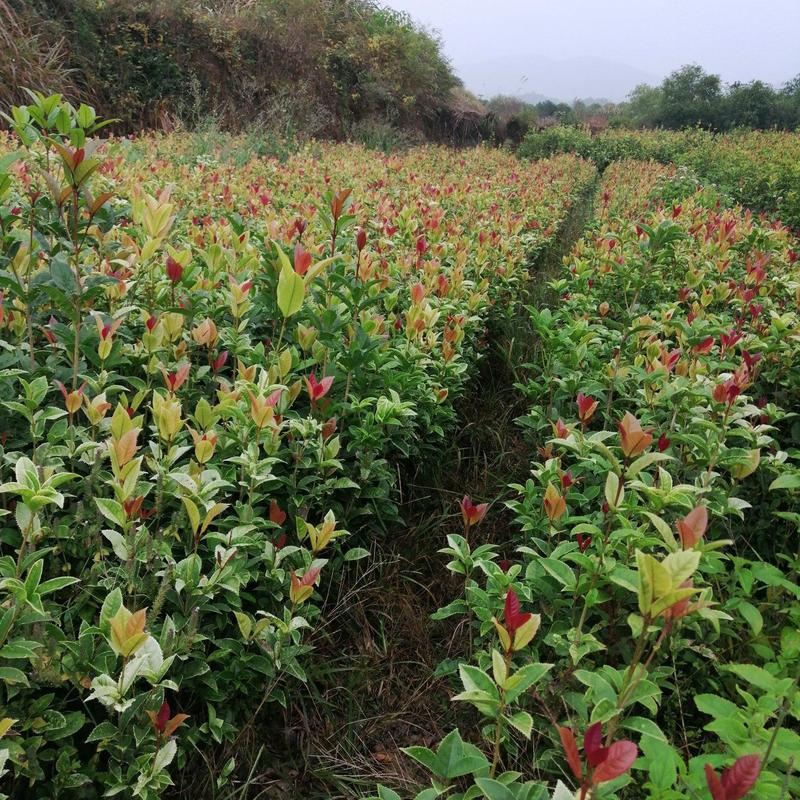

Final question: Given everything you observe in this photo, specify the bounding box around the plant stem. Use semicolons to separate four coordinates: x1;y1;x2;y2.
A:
490;648;513;777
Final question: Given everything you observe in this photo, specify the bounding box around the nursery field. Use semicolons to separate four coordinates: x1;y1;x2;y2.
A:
519;127;800;232
0;96;799;800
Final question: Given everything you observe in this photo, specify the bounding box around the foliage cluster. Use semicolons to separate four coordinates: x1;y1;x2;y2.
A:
518;127;800;231
384;160;800;799
617;66;800;132
0;93;597;797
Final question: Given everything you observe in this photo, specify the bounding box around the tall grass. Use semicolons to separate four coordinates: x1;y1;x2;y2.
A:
0;1;75;109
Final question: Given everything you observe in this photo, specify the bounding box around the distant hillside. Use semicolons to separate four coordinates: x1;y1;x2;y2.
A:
519;93;612;107
2;0;467;140
516;91;553;105
459;53;658;103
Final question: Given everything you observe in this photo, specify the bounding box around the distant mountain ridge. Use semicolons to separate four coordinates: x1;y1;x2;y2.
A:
458;53;658;103
518;92;612;107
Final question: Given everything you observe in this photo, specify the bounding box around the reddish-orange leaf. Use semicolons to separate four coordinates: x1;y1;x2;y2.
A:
557;726;582;781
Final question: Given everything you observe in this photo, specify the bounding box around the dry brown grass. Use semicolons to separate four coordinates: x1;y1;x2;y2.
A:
0;1;75;110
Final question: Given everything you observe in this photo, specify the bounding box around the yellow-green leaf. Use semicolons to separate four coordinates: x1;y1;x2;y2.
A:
182;496;200;534
662;549;700;586
277;263;305;318
201;502;228;534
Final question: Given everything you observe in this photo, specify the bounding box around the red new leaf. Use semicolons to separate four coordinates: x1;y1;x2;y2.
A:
503;588;531;633
705;764;727;800
557;726;582;781
155;701;170;733
269;499;286;526
584;722;608;768
721;755;761;800
504;588;521;624
592;739;637;784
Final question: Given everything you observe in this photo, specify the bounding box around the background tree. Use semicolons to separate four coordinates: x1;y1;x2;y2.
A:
778;74;800;128
722;81;779;129
658;64;722;128
620;83;663;128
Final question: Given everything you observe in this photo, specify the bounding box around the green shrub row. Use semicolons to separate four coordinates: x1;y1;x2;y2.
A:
519;127;800;231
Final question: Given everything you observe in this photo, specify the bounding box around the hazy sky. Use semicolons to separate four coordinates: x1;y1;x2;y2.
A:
386;0;800;101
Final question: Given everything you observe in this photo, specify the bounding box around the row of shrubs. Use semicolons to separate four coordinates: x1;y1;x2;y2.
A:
378;160;800;798
518;126;800;232
0;94;598;797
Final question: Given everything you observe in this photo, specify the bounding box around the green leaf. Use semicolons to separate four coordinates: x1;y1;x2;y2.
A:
182;496;200;534
50;256;78;294
402;745;439;774
736;600;763;636
343;547;369;562
504;663;553;704
234;612;252;640
724;663;785;692
540;558;576;590
99;588;123;637
650;586;697;618
661;549;700;585
636;550;671;615
605;471;623;510
95;498;126;528
436;729;489;779
642;512;679;551
0;608;14;642
491;649;507;686
86;721;118;742
621;716;667;741
0;152;20;173
15;456;39;490
452;688;500;717
574;669;617;705
552;782;577;800
152;738;177;774
0;666;29;686
694;693;740;720
24;559;43;597
277;262;305;318
474;778;516;800
506;710;533;738
640;736;679;789
459;664;498;698
102;530;129;561
76;103;95;129
769;473;800;491
38;576;80;595
627;452;672;478
272;240;292;273
0;641;41;659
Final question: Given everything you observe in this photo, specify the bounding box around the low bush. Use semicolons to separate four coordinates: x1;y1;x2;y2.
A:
517;126;594;162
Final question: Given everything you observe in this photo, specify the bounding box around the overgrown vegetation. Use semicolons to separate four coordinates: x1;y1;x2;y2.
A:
3;0;466;141
617;65;800;131
5;0;797;149
3;88;799;800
